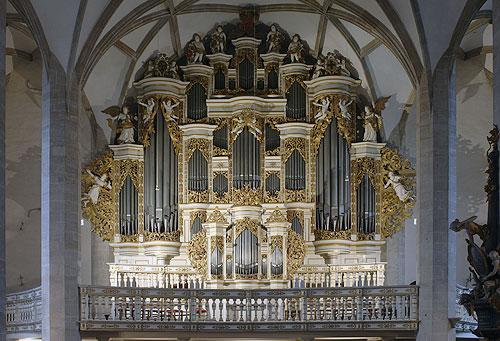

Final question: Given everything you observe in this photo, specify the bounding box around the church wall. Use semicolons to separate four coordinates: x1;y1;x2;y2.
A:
5;55;42;292
456;54;493;286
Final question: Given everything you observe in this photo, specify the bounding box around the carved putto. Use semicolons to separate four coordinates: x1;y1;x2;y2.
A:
266;24;284;53
313;96;331;121
287;34;305;63
187;33;205;64
143;53;179;79
103;105;137;144
210;25;227;53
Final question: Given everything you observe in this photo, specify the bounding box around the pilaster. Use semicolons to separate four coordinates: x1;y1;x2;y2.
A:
416;54;456;341
41;55;81;340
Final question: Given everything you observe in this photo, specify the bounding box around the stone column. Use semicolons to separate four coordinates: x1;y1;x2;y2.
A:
41;56;81;340
0;0;6;339
416;54;456;341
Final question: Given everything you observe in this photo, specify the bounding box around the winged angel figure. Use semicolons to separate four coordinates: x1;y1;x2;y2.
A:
359;97;390;142
102;105;137;144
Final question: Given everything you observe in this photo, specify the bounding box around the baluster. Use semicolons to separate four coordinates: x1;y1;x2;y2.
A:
219;298;224;322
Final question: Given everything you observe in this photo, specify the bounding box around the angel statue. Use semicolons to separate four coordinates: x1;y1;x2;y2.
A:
138;97;155;123
287;34;305;63
266;24;283;53
336;57;351;77
103;105;137;144
338;99;353;120
162;99;180;122
313;97;330;120
187;33;205;64
312;55;326;79
358;97;389;142
167;60;180;79
143;60;154;78
82;169;111;207
210;25;226;53
384;171;410;202
231;116;262;138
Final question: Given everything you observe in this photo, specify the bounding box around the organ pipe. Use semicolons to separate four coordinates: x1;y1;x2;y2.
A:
233;127;261;189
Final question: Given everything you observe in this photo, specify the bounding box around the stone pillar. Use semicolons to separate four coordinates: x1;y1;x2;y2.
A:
416;54;456;341
0;0;6;339
41;56;81;340
91;233;114;285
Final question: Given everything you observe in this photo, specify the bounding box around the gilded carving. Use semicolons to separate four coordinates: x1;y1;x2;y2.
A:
186;138;211;161
264;171;280;203
266;209;287;223
210;235;224;254
284;75;306;93
381;147;416;238
270;235;283;252
234;217;260;239
233;185;261;206
188;189;209;203
207;208;228;224
314;229;351;241
283;137;307;162
144;230;180;242
187;229;207;276
230;110;264;144
213;171;230;203
190;211;207;224
285;189;306;202
287;229;305;277
81;150;114;241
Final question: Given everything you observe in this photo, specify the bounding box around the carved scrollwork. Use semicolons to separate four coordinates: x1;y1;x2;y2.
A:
287;229;305;277
81;150;114;241
207;208;228;224
314;229;351;241
381;147;416;238
266;209;287;223
284;75;307;93
229;48;263;69
264;171;280;203
270;235;283;252
187;229;207;277
283;137;307;162
351;157;379;189
144;230;180;242
234;217;260;239
160;96;183;153
230;110;264;144
285;189;306;202
188;190;209;203
233;185;261;206
210;235;224;254
186;138;211;161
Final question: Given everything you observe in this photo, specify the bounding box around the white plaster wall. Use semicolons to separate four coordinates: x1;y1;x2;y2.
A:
5;55;42;292
455;54;493;286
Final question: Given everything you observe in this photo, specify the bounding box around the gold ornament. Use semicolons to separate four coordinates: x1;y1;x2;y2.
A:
233;185;261;206
287;229;305;277
207;208;228;224
144;230;181;242
186;138;211;161
266;209;287;223
187;229;207;276
381;147;416;238
81;150;114;241
314;229;351;241
234;217;260;239
230;110;264;144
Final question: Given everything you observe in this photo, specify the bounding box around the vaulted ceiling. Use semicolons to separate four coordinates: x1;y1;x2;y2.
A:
5;0;492;143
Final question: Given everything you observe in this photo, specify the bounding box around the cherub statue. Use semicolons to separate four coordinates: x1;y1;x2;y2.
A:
336;57;351;77
103;105;137;144
144;60;154;78
312;56;326;79
210;25;226;53
167;60;179;79
358;97;389;142
338;98;353;120
287;34;305;63
449;216;489;246
162;99;180;122
384;171;410;202
138;97;155;123
313;97;330;120
231;116;262;138
82;169;111;207
187;33;205;64
266;24;283;53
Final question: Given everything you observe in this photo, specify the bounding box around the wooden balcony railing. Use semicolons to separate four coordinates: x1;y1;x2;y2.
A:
79;285;419;332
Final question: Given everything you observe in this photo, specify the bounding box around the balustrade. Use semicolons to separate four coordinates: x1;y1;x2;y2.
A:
79;285;418;331
5;286;42;335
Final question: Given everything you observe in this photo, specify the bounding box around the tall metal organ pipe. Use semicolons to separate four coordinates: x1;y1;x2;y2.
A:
233;127;261;189
144;111;179;234
315;116;351;232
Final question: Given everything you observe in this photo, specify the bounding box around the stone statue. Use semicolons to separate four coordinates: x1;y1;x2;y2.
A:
167;60;180;79
210;25;226;53
103;105;137;144
358;97;389;142
312;56;326;79
313;97;330;121
138;97;155;123
266;24;283;53
449;216;489;246
144;60;154;78
82;169;111;207
162;99;180;121
287;34;305;63
187;33;205;64
338;98;353;120
384;171;410;202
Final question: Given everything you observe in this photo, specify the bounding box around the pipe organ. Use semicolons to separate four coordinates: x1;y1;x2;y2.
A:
81;19;416;289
